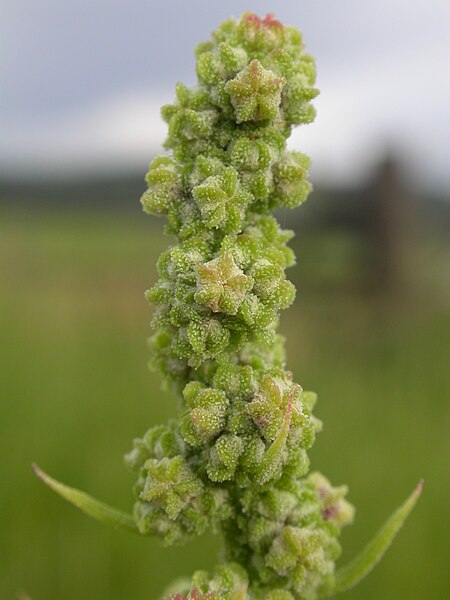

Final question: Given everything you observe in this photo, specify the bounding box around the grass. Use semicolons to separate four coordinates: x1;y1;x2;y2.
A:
0;207;447;599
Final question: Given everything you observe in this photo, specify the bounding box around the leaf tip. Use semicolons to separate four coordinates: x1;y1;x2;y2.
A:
416;479;424;495
32;462;44;480
329;480;424;596
32;463;61;495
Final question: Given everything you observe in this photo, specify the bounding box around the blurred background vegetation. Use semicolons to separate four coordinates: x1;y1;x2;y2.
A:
2;1;449;598
1;157;448;599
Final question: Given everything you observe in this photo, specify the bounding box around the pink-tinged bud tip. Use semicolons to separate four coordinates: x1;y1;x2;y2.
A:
243;13;284;30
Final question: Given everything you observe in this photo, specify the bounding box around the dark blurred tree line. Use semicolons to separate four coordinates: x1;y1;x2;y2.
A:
1;153;449;297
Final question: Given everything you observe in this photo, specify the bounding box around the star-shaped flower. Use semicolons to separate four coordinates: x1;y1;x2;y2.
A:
181;382;229;446
192;167;253;232
140;456;203;520
195;251;253;314
226;60;285;123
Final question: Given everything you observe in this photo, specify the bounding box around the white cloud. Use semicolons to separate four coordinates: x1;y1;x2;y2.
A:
1;34;448;191
289;37;449;189
1;92;172;176
1;0;449;192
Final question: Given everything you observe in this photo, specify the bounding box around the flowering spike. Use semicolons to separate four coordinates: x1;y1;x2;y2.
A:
34;12;421;599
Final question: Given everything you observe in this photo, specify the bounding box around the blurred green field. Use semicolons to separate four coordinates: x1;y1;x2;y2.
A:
1;208;448;600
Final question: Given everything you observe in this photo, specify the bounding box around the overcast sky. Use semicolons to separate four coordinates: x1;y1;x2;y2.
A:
1;0;449;190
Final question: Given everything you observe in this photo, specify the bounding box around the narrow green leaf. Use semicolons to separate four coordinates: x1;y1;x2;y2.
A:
325;481;423;596
33;464;138;534
256;395;292;484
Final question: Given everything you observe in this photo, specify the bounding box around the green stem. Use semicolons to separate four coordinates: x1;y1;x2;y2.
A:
33;464;138;533
324;480;423;596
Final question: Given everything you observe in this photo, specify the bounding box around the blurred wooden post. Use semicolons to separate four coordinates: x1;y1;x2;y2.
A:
368;154;415;295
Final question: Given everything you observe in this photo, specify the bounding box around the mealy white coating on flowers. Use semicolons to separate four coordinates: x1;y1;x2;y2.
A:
126;12;354;599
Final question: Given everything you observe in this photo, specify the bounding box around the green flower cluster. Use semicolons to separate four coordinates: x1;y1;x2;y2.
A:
129;12;354;598
225;473;354;598
165;563;248;599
